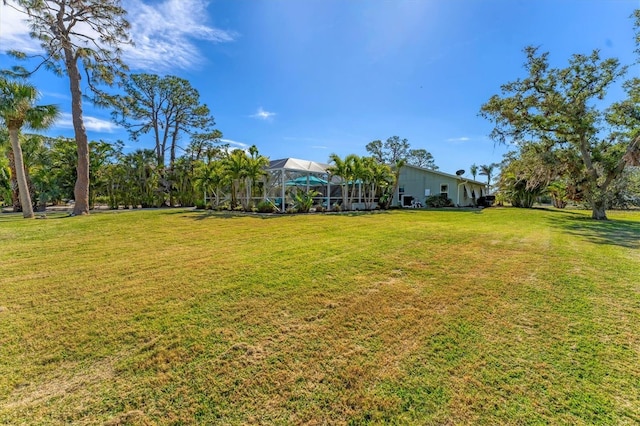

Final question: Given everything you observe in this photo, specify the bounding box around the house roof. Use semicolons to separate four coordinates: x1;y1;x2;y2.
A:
268;158;330;174
268;158;486;186
402;164;486;186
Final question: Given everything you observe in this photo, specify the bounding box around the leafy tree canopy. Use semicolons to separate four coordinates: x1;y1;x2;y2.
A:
480;45;640;219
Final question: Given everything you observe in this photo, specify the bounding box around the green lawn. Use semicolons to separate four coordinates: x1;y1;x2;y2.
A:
1;208;639;424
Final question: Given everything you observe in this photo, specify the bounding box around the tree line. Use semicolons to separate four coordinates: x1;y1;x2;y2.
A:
1;1;442;217
0;127;439;214
3;0;639;219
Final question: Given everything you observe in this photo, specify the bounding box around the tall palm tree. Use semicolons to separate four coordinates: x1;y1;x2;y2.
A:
195;159;226;208
0;78;59;218
387;158;406;208
345;154;363;209
223;149;248;209
327;153;349;209
244;145;269;209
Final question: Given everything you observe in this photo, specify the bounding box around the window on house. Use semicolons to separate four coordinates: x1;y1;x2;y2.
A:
440;184;448;195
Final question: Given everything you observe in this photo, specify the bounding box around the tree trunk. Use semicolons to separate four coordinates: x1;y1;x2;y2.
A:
65;49;90;215
7;148;21;212
590;198;608;220
8;128;34;218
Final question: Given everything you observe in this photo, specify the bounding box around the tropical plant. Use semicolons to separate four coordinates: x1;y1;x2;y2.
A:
547;180;568;209
109;74;221;205
243;145;269;209
327;153;350;209
291;188;320;213
479;163;498;192
194;159;227;209
470;164;478;181
0;77;58;218
6;0;131;215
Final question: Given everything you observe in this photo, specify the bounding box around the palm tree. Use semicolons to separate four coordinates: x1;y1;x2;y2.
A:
327;153;349;209
385;158;405;208
470;164;478;181
361;156;393;209
244;145;269;209
195;160;226;208
479;163;497;193
223;149;248;209
0;78;59;218
345;154;364;209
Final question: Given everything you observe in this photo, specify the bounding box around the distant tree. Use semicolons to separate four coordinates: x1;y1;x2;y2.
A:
4;0;132;215
365;140;384;163
222;149;247;209
361;156;394;209
407;148;438;170
480;45;639;219
327;153;350;209
327;153;394;210
470;164;478;181
110;74;219;205
243;145;269;209
497;148;549;208
110;74;218;169
547;180;569;209
365;136;433;207
0;78;58;218
366;136;411;164
479;163;498;192
195;160;226;209
610;166;640;208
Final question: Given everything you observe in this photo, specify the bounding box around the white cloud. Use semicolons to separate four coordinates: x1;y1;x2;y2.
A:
0;3;41;53
311;145;328;149
446;137;471;143
123;0;237;71
56;113;119;133
220;138;249;149
251;107;276;121
0;0;236;72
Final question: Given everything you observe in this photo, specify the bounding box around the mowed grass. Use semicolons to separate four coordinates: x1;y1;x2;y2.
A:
0;207;639;425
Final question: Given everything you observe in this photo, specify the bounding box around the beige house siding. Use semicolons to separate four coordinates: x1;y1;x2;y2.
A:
396;165;485;207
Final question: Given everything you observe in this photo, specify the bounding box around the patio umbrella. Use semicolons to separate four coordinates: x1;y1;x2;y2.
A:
285;176;328;186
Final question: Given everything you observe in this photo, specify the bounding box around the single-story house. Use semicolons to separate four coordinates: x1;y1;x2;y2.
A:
395;164;486;207
264;158;487;210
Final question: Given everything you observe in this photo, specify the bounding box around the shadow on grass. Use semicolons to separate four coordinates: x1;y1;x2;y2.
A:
548;212;640;249
184;209;395;220
184;207;492;220
0;212;71;222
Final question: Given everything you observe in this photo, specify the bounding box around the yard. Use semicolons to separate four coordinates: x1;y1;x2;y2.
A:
1;208;639;424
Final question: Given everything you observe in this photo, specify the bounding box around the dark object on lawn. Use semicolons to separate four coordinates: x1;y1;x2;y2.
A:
477;195;495;207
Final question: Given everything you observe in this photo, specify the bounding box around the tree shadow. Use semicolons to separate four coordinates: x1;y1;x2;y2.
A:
0;212;71;222
548;213;640;249
399;207;486;214
184;209;394;221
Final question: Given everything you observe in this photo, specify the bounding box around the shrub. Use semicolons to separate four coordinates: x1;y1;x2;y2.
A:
425;194;454;208
292;189;320;213
216;202;231;211
256;200;276;213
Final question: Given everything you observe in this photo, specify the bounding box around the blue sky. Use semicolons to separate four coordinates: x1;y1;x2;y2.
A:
1;0;639;176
